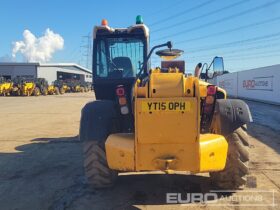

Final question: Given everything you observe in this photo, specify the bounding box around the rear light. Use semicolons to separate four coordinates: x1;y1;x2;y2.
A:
116;85;129;115
116;86;125;96
201;85;217;132
205;95;214;104
120;106;129;115
207;85;216;95
119;97;127;106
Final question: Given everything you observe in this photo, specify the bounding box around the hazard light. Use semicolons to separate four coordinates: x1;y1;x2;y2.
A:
136;15;143;24
101;19;108;26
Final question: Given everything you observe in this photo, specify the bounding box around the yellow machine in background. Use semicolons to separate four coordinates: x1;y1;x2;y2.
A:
21;81;39;96
60;84;70;94
47;85;60;95
0;78;13;96
53;80;70;94
66;80;85;93
80;17;252;190
74;85;84;92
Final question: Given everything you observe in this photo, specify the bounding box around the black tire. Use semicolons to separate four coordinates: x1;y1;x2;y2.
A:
210;125;250;189
15;89;21;96
59;87;65;94
83;141;117;188
42;88;48;96
33;87;40;96
54;87;60;95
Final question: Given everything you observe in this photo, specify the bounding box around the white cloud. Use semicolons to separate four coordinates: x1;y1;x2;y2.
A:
12;28;64;62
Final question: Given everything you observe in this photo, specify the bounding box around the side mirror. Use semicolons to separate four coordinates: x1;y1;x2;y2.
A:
206;56;224;80
213;56;224;76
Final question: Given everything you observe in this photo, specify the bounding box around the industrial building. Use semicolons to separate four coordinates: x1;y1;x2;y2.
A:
0;63;92;83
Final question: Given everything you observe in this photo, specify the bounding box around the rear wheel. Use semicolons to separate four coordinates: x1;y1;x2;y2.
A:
15;89;21;96
33;87;40;96
54;87;60;95
210;126;249;189
83;141;117;188
59;87;65;94
42;88;48;96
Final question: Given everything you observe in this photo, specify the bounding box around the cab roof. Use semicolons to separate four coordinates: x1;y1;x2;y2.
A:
93;24;149;38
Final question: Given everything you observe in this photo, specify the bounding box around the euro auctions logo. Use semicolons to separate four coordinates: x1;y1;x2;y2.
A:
166;192;218;204
242;76;273;91
166;190;276;207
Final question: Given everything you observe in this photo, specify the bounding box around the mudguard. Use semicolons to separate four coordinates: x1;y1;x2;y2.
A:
79;100;119;142
214;99;253;136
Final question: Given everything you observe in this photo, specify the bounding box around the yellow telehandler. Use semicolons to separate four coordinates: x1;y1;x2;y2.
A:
54;80;70;94
12;77;39;96
0;77;13;96
79;17;252;190
67;80;85;93
47;84;60;95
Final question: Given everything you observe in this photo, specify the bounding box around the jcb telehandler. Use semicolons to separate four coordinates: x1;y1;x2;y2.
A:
53;80;69;94
12;77;39;96
80;81;92;92
0;77;13;96
67;80;85;93
80;17;252;190
34;78;49;96
47;84;60;95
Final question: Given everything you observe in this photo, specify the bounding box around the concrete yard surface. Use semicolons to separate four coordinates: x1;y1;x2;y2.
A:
0;93;280;210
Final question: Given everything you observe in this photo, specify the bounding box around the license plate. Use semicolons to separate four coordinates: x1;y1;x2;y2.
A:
141;101;191;112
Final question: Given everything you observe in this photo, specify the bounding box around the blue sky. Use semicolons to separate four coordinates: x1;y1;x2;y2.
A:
0;0;280;73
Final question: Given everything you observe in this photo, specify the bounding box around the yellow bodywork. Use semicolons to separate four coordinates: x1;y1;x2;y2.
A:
105;70;228;173
48;85;59;95
72;85;84;92
60;85;69;94
106;133;227;172
0;82;13;96
21;82;36;96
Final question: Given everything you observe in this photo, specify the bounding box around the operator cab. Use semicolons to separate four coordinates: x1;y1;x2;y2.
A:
92;17;149;100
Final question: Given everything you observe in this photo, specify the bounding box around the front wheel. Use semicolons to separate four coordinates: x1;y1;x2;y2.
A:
42;88;48;96
33;87;40;96
210;126;250;189
83;141;117;188
59;87;65;94
54;87;60;95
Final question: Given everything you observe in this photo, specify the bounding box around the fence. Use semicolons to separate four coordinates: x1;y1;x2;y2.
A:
214;64;280;105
